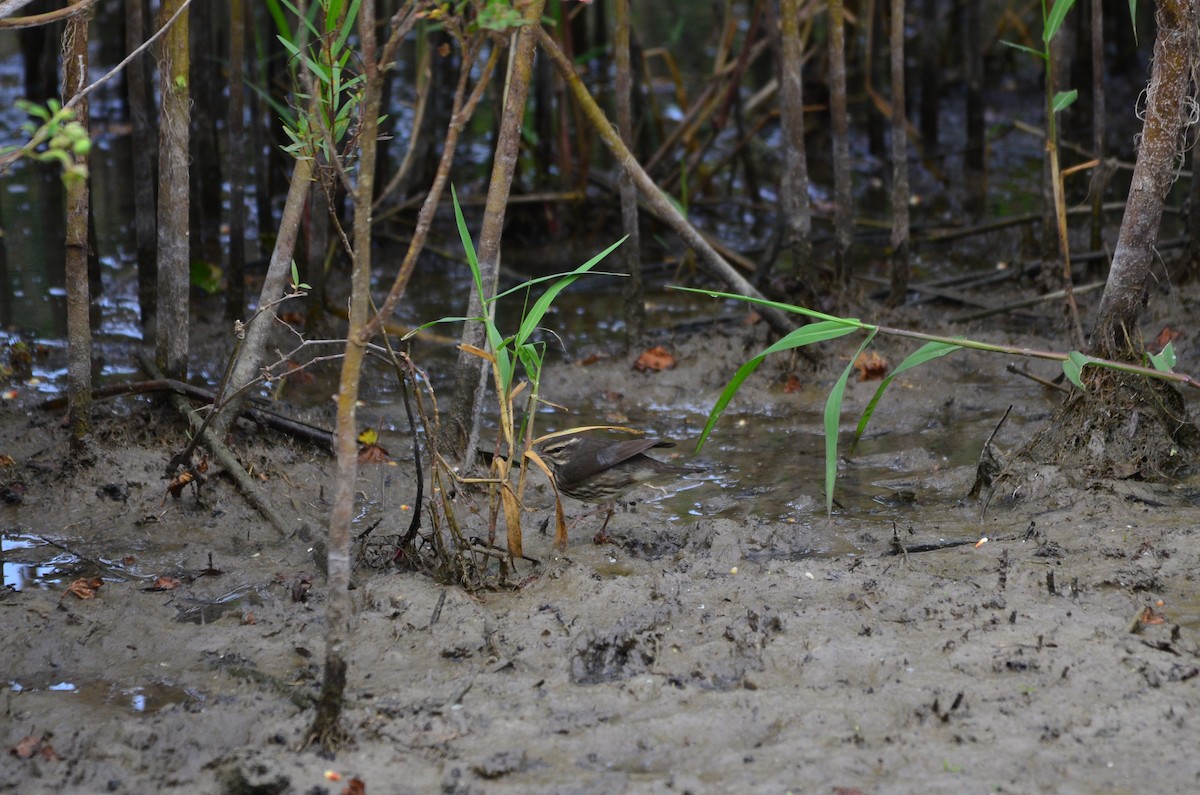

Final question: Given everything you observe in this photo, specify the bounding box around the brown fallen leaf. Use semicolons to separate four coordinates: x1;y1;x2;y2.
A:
634;345;676;372
1153;326;1182;350
782;374;804;394
166;471;196;499
64;576;105;600
11;735;41;759
285;359;316;386
358;443;391;464
149;576;183;591
342;777;366;795
1140;606;1167;626
11;734;60;761
854;351;889;381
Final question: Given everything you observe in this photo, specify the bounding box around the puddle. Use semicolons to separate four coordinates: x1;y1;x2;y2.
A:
8;677;201;713
1;532;82;591
173;585;262;625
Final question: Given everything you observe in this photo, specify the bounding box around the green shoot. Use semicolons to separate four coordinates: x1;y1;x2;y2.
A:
675;288;1200;516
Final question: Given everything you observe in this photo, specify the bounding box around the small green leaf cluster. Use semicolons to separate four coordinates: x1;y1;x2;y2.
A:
1000;0;1079;113
270;0;368;161
420;1;531;34
2;99;91;184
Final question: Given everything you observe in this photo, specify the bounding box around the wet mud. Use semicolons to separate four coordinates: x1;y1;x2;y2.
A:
4;305;1200;794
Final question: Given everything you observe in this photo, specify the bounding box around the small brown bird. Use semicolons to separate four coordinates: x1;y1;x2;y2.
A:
536;432;694;538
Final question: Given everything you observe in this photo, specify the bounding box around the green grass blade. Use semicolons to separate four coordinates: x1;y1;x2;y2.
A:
450;186;484;302
671;286;869;329
999;39;1047;60
696;321;859;451
513;236;626;347
850;341;962;454
1044;0;1077;42
492;269;626;303
824;332;877;515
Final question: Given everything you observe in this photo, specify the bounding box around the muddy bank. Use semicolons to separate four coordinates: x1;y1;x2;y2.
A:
3;312;1200;794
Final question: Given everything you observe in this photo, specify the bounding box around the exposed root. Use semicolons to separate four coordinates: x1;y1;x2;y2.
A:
992;371;1199;505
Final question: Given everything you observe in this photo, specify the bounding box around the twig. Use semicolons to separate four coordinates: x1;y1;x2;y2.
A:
61;0;193;109
951;281;1105;323
1006;364;1070;393
0;0;99;30
139;353;310;539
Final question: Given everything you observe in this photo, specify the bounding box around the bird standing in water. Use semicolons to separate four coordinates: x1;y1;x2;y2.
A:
536;432;693;541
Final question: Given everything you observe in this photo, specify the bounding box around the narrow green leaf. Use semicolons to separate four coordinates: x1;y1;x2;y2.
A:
492;270;626;303
264;0;293;41
851;341;963;454
276;34;302;59
824;332;877;515
333;0;362;54
1128;0;1138;44
513;237;626;347
695;321;860;452
516;341;545;386
1051;89;1078;113
999;39;1047;60
671;286;868;330
450;186;484;302
401;314;477;340
1044;0;1077;43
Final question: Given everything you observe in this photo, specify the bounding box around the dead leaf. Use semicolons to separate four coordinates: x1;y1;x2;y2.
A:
854;351;889;381
149;576;183;591
578;353;605;366
285;359;316;386
166;471;195;499
782;374;803;394
1140;606;1167;626
1154;326;1182;350
242;612;256;625
358;443;391;464
742;310;762;326
0;454;15;467
11;734;59;761
65;576;105;600
11;735;41;759
634;346;676;372
342;777;366;795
